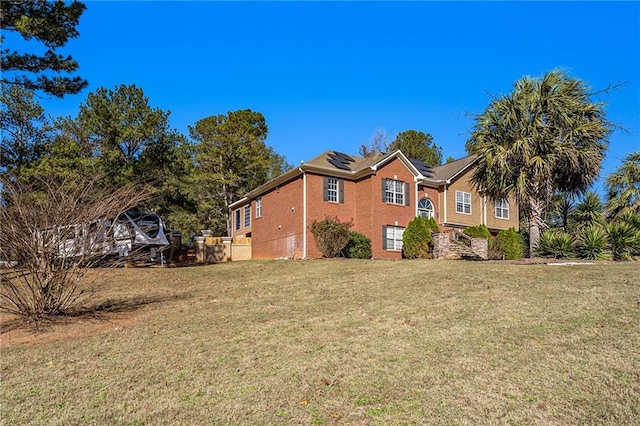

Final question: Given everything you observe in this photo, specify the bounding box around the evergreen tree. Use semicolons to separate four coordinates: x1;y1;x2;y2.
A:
1;0;88;96
388;130;443;166
189;109;291;235
0;83;51;175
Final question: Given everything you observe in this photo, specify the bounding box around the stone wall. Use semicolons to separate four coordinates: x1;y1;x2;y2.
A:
433;233;450;260
433;233;487;260
470;238;488;260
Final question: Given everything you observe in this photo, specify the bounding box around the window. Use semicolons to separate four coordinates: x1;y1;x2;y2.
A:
382;179;409;205
256;197;262;218
495;198;509;219
327;177;338;202
418;198;434;219
234;209;241;231
455;191;471;215
243;205;251;228
383;225;405;251
323;177;344;203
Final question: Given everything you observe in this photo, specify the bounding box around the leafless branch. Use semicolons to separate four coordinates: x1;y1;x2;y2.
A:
0;175;151;321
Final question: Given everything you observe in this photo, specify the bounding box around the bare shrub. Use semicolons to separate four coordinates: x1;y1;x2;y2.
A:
309;216;352;258
0;176;149;321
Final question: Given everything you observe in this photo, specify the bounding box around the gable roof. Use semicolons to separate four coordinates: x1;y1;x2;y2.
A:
230;150;418;209
229;150;474;209
304;150;392;174
427;154;479;183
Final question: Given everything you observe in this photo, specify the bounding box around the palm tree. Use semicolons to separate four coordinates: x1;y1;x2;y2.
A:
466;70;611;255
605;150;640;219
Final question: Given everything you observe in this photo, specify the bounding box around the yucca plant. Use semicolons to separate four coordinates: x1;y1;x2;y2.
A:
606;222;640;261
618;211;640;231
575;225;608;260
537;229;575;259
571;191;605;229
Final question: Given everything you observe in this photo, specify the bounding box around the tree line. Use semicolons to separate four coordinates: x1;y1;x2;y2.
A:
1;79;456;237
1;0;638;244
0;82;293;236
0;3;448;238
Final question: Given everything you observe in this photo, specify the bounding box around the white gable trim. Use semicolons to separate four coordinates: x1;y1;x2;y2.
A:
370;150;425;179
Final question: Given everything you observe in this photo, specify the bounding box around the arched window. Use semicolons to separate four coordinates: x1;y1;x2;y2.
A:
418;198;434;219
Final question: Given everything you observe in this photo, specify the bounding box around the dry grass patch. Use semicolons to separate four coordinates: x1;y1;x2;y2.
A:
1;260;639;425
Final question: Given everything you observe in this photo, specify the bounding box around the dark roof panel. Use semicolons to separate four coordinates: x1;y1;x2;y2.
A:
409;158;435;177
331;151;355;163
327;151;355;171
327;157;352;170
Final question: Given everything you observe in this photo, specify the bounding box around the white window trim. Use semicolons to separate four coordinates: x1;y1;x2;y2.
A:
418;197;434;219
256;197;262;218
385;179;405;205
455;191;472;215
327;177;339;203
243;205;251;228
495;198;509;219
385;226;404;251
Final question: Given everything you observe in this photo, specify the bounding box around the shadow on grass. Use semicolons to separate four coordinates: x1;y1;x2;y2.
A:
75;291;193;316
0;291;192;335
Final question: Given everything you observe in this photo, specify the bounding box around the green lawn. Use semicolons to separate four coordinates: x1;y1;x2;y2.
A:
2;260;639;425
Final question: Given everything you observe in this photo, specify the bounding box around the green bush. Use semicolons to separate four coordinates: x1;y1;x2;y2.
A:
463;224;491;241
493;227;524;260
606;222;640;261
461;224;491;247
537;229;575;259
344;231;372;259
425;217;440;234
576;225;608;260
309;216;352;258
402;217;439;259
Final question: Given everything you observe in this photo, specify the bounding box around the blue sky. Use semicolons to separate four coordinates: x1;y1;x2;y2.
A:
17;1;640;194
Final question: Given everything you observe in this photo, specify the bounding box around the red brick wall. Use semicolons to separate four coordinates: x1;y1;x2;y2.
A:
238;157;436;260
417;185;441;228
251;176;305;259
355;174;374;255
305;173;357;259
354;158;419;259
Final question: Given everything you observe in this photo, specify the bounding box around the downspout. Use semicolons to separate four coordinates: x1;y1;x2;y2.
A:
443;180;449;224
415;179;419;217
483;196;487;226
299;167;307;259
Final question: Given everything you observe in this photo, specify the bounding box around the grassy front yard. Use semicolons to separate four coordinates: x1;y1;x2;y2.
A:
2;260;639;425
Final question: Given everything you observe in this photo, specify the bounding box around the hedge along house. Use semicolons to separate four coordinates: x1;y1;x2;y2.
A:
229;150;519;260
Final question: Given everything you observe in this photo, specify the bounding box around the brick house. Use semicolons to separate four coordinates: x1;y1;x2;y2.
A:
229;150;519;259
